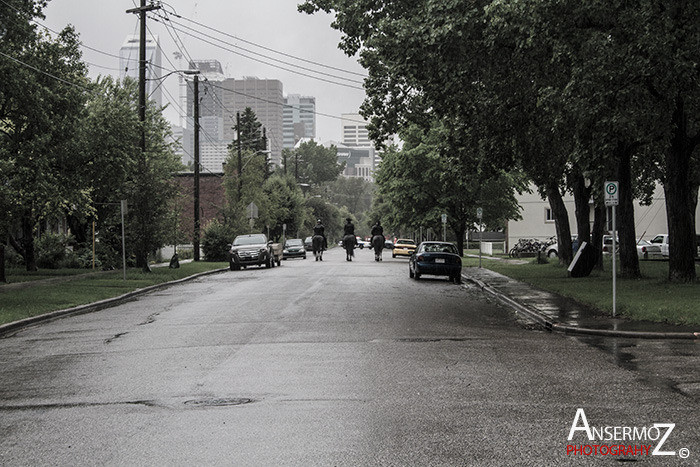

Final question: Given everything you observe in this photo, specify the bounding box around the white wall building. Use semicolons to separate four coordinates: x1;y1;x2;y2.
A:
341;113;372;147
507;182;700;248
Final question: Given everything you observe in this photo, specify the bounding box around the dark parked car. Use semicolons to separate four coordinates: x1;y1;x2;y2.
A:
409;241;462;284
283;238;307;260
304;236;313;251
229;233;281;270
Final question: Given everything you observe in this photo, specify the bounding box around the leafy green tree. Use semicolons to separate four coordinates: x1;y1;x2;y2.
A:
376;123;522;254
223;146;269;235
1;1;89;273
304;196;342;241
325;176;374;217
285;141;344;186
261;174;307;240
68;77;182;270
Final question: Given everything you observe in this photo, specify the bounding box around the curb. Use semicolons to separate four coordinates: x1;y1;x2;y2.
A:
0;267;228;337
464;274;699;340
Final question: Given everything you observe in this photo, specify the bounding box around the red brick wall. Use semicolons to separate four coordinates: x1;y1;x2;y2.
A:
175;173;226;242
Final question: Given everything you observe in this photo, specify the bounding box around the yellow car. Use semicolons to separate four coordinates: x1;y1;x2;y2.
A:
392;238;417;258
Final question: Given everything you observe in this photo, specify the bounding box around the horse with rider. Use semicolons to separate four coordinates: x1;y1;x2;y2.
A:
342;217;356;261
370;220;384;261
312;219;327;261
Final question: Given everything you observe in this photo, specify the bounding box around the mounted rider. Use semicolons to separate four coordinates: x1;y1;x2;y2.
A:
313;219;327;249
343;218;356;247
370;220;385;261
370;220;384;238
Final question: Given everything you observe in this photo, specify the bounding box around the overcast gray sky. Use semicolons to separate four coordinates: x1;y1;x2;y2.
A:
41;0;367;142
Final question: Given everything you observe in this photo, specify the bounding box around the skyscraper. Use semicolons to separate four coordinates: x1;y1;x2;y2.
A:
283;94;316;149
119;34;162;108
179;62;285;171
221;77;284;166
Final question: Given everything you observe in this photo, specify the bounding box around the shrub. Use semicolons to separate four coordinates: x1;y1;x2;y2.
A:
3;244;24;267
63;247;102;269
36;233;70;269
201;219;233;262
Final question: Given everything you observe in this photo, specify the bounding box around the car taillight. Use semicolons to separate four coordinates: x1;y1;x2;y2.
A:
642;247;647;253
417;255;425;261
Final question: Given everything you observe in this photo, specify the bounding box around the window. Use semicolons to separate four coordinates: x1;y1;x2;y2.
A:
545;208;555;223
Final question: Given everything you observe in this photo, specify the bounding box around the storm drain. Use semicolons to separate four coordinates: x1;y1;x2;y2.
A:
183;397;255;407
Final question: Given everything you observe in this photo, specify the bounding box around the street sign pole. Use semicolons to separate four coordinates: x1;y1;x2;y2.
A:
441;214;447;242
612;205;616;317
604;181;619;317
477;207;483;268
120;200;127;281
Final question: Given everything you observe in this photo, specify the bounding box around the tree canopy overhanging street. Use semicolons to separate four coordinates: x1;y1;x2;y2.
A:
2;0;699;296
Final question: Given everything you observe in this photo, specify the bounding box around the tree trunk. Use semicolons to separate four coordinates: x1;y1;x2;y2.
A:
66;214;89;246
571;173;591;246
452;222;466;257
546;183;573;265
21;211;37;272
691;185;699;259
0;243;6;283
591;204;607;270
664;96;697;282
615;143;641;279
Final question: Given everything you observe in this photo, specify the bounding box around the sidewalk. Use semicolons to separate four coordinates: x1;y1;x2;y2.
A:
462;266;700;340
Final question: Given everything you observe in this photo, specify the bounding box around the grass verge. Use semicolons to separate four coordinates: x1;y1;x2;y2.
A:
462;255;700;326
0;262;227;326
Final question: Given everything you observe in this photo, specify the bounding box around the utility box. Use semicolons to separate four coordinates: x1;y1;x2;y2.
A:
481;242;493;255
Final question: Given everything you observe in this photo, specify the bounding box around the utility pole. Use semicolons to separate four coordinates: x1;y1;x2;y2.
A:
237;112;242;200
127;0;160;272
192;73;200;261
262;127;270;180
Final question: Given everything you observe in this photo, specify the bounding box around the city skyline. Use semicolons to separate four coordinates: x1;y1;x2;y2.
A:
41;0;368;143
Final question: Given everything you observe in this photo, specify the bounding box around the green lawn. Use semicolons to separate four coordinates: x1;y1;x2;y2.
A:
462;255;700;326
0;262;227;326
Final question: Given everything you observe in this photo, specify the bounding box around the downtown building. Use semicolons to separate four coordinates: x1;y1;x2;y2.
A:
337;113;381;182
283;94;316;149
178;62;284;172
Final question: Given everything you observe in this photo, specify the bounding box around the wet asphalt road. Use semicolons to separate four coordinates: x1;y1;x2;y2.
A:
0;247;698;466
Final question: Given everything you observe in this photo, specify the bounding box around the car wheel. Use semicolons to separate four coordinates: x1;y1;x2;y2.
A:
276;257;282;266
266;256;272;268
392;253;396;258
547;249;557;258
409;265;414;278
454;274;462;284
229;261;237;271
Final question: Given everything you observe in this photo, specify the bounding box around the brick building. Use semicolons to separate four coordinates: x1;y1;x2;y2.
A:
174;172;226;242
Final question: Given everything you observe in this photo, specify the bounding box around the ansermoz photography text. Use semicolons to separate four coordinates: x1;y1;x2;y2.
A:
566;408;690;459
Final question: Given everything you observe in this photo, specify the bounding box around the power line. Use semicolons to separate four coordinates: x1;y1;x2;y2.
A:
157;12;364;85
150;14;364;91
159;2;367;78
